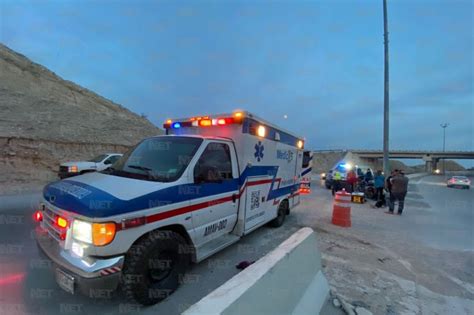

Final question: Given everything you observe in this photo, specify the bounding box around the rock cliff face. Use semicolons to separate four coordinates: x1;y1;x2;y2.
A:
0;44;162;194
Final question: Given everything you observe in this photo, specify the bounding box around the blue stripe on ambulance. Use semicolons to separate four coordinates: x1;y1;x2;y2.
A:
301;167;312;177
43;165;298;218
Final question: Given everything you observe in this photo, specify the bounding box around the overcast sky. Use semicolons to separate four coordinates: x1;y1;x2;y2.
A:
1;0;472;163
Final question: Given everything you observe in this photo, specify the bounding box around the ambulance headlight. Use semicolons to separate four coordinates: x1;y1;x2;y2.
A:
72;220;116;246
72;220;92;244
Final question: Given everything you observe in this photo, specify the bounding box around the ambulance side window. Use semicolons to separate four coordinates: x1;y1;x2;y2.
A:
194;143;233;183
302;151;311;168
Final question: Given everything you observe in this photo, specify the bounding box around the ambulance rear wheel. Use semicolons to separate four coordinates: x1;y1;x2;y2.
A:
270;200;288;228
122;230;189;305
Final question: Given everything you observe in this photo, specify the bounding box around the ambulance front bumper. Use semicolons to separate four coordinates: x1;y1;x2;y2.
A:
35;226;124;296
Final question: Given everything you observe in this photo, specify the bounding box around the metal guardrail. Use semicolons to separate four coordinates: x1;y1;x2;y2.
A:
312;149;474;158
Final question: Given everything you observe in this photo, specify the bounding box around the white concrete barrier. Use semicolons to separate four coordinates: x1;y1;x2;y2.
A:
183;227;329;315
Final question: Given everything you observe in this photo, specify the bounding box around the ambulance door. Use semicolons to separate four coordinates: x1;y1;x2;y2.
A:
243;180;268;231
292;150;302;207
190;141;239;246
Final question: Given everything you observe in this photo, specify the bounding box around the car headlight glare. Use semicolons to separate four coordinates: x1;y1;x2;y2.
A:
69;165;78;173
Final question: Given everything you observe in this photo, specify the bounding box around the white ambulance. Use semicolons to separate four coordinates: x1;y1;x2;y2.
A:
34;111;306;305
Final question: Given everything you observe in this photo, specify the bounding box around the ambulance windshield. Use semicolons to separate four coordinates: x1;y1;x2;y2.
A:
106;136;203;182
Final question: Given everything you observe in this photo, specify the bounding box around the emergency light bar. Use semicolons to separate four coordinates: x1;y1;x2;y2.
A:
163;112;244;129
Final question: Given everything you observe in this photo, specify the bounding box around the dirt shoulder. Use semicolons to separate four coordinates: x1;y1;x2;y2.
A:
294;182;473;315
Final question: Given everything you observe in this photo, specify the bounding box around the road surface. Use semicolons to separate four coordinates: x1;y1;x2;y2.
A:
0;190;341;314
0;173;471;314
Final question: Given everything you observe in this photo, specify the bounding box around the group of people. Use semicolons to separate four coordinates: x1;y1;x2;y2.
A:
373;169;409;214
332;167;409;215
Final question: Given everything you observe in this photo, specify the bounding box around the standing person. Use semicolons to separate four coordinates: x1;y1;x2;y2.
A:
388;171;409;215
386;169;398;195
374;170;385;204
346;170;358;193
364;168;373;183
332;170;342;196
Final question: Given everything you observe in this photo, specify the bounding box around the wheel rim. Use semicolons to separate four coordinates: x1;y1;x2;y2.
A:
149;250;176;282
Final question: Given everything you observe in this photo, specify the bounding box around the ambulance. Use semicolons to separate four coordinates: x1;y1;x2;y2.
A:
34;110;306;305
299;151;313;194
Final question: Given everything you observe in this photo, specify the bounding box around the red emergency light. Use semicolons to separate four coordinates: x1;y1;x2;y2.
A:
34;210;43;222
163;114;242;129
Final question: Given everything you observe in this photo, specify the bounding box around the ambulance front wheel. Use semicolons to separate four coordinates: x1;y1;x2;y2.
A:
122;230;190;305
269;200;288;228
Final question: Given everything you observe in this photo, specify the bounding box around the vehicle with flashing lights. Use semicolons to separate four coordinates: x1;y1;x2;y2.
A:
34;110;306;305
324;163;372;190
58;153;123;179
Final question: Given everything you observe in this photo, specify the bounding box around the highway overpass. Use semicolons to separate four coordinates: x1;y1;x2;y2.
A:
312;150;474;173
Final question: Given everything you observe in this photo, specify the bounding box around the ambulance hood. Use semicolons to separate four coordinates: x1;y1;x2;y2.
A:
43;172;177;218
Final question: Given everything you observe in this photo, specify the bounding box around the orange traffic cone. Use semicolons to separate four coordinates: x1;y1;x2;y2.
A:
332;189;352;227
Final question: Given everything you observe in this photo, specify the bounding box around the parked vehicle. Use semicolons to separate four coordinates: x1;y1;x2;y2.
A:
58;153;122;178
324;164;373;191
447;176;471;189
34;111;306;305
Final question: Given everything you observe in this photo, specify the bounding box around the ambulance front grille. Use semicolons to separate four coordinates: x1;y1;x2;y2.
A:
42;207;65;242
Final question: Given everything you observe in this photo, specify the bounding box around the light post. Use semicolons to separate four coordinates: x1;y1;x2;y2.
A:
382;0;390;176
440;123;449;174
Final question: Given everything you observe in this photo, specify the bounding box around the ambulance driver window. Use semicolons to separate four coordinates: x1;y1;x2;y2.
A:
194;143;233;183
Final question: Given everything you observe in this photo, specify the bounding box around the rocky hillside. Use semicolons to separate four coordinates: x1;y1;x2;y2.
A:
0;44;162;194
412;160;466;173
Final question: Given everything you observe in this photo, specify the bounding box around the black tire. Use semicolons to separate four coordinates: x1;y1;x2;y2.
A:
365;188;376;200
122;230;189;305
269;200;288;228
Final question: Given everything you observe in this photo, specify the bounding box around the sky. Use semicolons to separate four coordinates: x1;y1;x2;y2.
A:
0;0;472;165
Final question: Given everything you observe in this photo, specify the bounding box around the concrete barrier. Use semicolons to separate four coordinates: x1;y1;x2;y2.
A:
183;227;329;315
407;173;428;181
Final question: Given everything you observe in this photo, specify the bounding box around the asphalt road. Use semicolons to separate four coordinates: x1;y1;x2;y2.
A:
0;173;471;314
0;190;342;315
406;174;473;251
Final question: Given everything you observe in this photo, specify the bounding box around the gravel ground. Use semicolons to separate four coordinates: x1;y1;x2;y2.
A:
293;176;473;315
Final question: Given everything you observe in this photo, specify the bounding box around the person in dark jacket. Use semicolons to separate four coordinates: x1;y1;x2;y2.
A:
386;169;398;194
364;169;373;182
388;171;409;215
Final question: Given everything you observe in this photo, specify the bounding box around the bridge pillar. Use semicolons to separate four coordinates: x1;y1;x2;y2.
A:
425;161;432;173
433;159;439;172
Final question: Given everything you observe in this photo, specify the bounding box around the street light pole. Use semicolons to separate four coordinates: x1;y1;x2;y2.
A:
440;123;449;174
383;0;390;176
